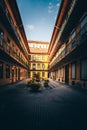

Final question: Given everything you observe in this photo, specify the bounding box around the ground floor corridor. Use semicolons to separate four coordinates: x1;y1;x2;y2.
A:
0;79;87;130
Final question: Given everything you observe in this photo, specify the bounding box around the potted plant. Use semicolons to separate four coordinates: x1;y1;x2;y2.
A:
27;80;33;87
44;79;49;87
30;82;41;91
27;78;41;91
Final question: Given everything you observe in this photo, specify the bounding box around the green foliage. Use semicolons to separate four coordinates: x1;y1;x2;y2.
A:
27;79;41;91
44;79;49;87
44;79;49;83
35;73;40;80
27;80;33;87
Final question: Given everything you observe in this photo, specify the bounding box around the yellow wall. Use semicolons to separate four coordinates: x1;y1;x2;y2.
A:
29;54;49;79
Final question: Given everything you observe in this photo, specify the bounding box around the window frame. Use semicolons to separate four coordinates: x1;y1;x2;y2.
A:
71;63;76;80
80;59;87;81
42;72;45;77
6;64;10;78
0;61;3;79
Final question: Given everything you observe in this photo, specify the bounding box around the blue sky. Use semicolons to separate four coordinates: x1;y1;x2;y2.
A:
17;0;61;42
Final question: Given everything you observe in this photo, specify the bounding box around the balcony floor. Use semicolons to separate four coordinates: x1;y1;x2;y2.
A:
0;79;87;130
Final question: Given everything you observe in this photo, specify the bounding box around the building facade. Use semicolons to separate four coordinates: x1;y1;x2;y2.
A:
0;0;87;89
0;0;29;85
28;40;49;79
48;0;87;88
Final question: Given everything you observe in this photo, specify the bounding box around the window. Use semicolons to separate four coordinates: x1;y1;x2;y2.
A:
37;56;40;61
7;12;12;23
42;64;45;68
44;45;46;48
7;37;10;53
71;30;76;39
32;64;36;70
30;44;33;48
81;59;87;80
0;28;4;47
61;67;64;78
71;63;76;79
28;55;31;60
80;15;87;37
6;64;10;78
0;61;3;78
81;15;87;28
33;72;36;78
42;72;45;77
36;44;38;48
58;69;60;78
42;56;45;60
37;64;41;69
32;56;36;61
16;68;17;77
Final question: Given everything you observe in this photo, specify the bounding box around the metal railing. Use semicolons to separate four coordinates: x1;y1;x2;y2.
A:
49;23;87;69
0;37;28;68
0;1;28;58
50;0;77;57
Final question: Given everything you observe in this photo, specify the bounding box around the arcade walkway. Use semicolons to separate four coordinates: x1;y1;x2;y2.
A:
0;79;87;130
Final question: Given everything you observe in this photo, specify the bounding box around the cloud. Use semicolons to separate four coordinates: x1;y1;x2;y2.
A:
26;24;34;30
48;2;54;13
48;2;60;14
49;2;52;5
56;3;60;7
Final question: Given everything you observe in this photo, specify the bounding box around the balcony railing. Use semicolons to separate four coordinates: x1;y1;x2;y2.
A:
49;23;87;69
31;58;48;62
0;37;28;68
50;0;77;58
0;1;28;59
30;68;48;71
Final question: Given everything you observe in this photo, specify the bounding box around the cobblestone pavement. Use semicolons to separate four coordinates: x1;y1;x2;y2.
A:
0;79;87;130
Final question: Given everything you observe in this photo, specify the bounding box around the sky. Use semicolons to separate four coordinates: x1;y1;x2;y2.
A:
17;0;61;42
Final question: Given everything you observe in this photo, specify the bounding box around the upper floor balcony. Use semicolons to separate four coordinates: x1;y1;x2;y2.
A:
0;37;29;69
49;22;87;69
49;0;87;61
0;0;28;60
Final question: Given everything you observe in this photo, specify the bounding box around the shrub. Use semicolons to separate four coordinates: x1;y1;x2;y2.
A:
27;79;41;90
44;79;49;83
44;79;49;87
27;79;35;86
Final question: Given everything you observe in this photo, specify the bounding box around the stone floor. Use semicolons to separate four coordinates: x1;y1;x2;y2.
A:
0;79;87;130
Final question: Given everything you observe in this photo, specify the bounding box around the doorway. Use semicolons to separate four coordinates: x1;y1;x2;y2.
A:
18;68;20;80
65;65;69;84
12;69;14;82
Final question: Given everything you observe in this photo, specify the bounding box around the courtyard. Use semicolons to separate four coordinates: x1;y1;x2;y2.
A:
0;79;87;130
